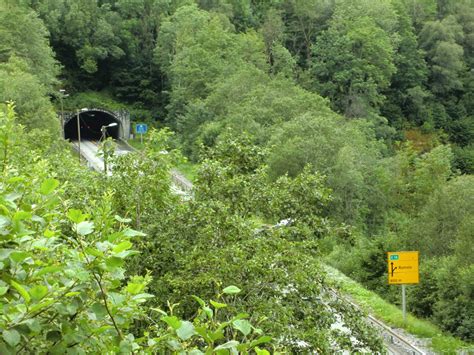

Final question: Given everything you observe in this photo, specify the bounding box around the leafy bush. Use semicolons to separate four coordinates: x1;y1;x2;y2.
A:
0;104;150;352
1;104;276;353
129;135;384;352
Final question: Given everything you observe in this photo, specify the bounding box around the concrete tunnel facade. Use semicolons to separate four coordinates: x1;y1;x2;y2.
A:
64;109;130;141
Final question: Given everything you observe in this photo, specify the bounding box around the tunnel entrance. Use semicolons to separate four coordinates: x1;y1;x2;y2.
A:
64;110;121;141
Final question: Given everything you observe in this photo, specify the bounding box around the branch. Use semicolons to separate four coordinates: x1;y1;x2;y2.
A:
75;232;123;340
92;272;122;340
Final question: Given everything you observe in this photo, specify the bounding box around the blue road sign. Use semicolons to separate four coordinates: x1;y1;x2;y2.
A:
136;123;148;134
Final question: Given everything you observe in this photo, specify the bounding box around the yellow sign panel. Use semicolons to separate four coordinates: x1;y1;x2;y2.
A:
387;251;419;284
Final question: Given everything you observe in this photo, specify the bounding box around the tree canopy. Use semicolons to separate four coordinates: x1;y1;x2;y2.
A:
0;0;473;349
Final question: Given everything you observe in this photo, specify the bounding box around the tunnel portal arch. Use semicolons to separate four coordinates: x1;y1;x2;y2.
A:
63;108;130;141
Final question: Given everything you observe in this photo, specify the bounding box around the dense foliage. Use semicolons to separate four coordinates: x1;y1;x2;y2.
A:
0;0;473;348
1;104;258;353
0;103;385;352
18;0;473;174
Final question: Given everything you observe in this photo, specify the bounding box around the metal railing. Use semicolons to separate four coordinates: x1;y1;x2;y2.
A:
328;288;426;355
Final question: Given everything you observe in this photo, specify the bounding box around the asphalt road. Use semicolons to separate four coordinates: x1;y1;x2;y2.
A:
71;139;133;174
71;139;193;196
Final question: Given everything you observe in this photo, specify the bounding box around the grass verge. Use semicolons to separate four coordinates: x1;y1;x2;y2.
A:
324;264;472;354
127;136;146;150
175;161;198;182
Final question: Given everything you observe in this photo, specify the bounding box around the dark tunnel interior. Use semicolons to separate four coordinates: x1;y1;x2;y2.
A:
64;110;120;141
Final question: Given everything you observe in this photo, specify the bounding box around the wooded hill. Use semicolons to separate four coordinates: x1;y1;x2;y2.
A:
0;0;472;352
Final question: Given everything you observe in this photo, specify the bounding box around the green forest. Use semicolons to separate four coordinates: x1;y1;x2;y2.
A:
0;0;473;353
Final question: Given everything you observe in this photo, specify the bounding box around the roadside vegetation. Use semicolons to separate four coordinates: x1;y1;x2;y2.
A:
0;0;472;352
325;265;471;354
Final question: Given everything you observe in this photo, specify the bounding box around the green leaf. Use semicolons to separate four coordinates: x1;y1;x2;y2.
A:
84;247;103;258
109;292;126;305
7;176;24;183
10;251;30;263
3;329;20;347
0;215;10;230
192;295;206;307
91;303;107;320
106;256;124;269
43;229;55;238
250;336;272;348
75;221;94;236
0;249;13;260
0;286;8;296
151;308;167;316
203;306;213;319
31;215;45;225
114;250;139;258
176;321;195;340
40;178;59;195
161;315;181;330
36;265;63;277
67;209;85;223
126;282;144;295
22;319;41;333
223;285;241;294
232;319;251;336
255;347;270;355
236;343;249;352
132;293;154;300
194;326;211;342
114;215;131;223
119;339;132;353
210;329;224;341
13;211;31;222
11;281;30;304
107;232;123;242
112;241;133;253
210;300;227;309
28;299;55;313
92;325;113;334
214;340;239;350
0;339;12;355
46;330;61;342
29;285;48;301
232;313;249;321
189;350;204;355
65;291;81;297
122;228;146;237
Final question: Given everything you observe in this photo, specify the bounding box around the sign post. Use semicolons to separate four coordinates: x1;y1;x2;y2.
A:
402;284;406;322
387;251;419;322
135;123;148;145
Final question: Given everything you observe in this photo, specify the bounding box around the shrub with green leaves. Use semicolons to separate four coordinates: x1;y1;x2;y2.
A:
0;104;274;353
0;178;152;352
0;105;153;352
146;286;273;354
130;135;384;353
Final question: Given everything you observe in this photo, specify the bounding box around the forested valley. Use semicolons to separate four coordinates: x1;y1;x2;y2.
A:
0;0;473;353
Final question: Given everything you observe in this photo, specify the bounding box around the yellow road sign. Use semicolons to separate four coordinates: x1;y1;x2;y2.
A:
388;251;419;284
